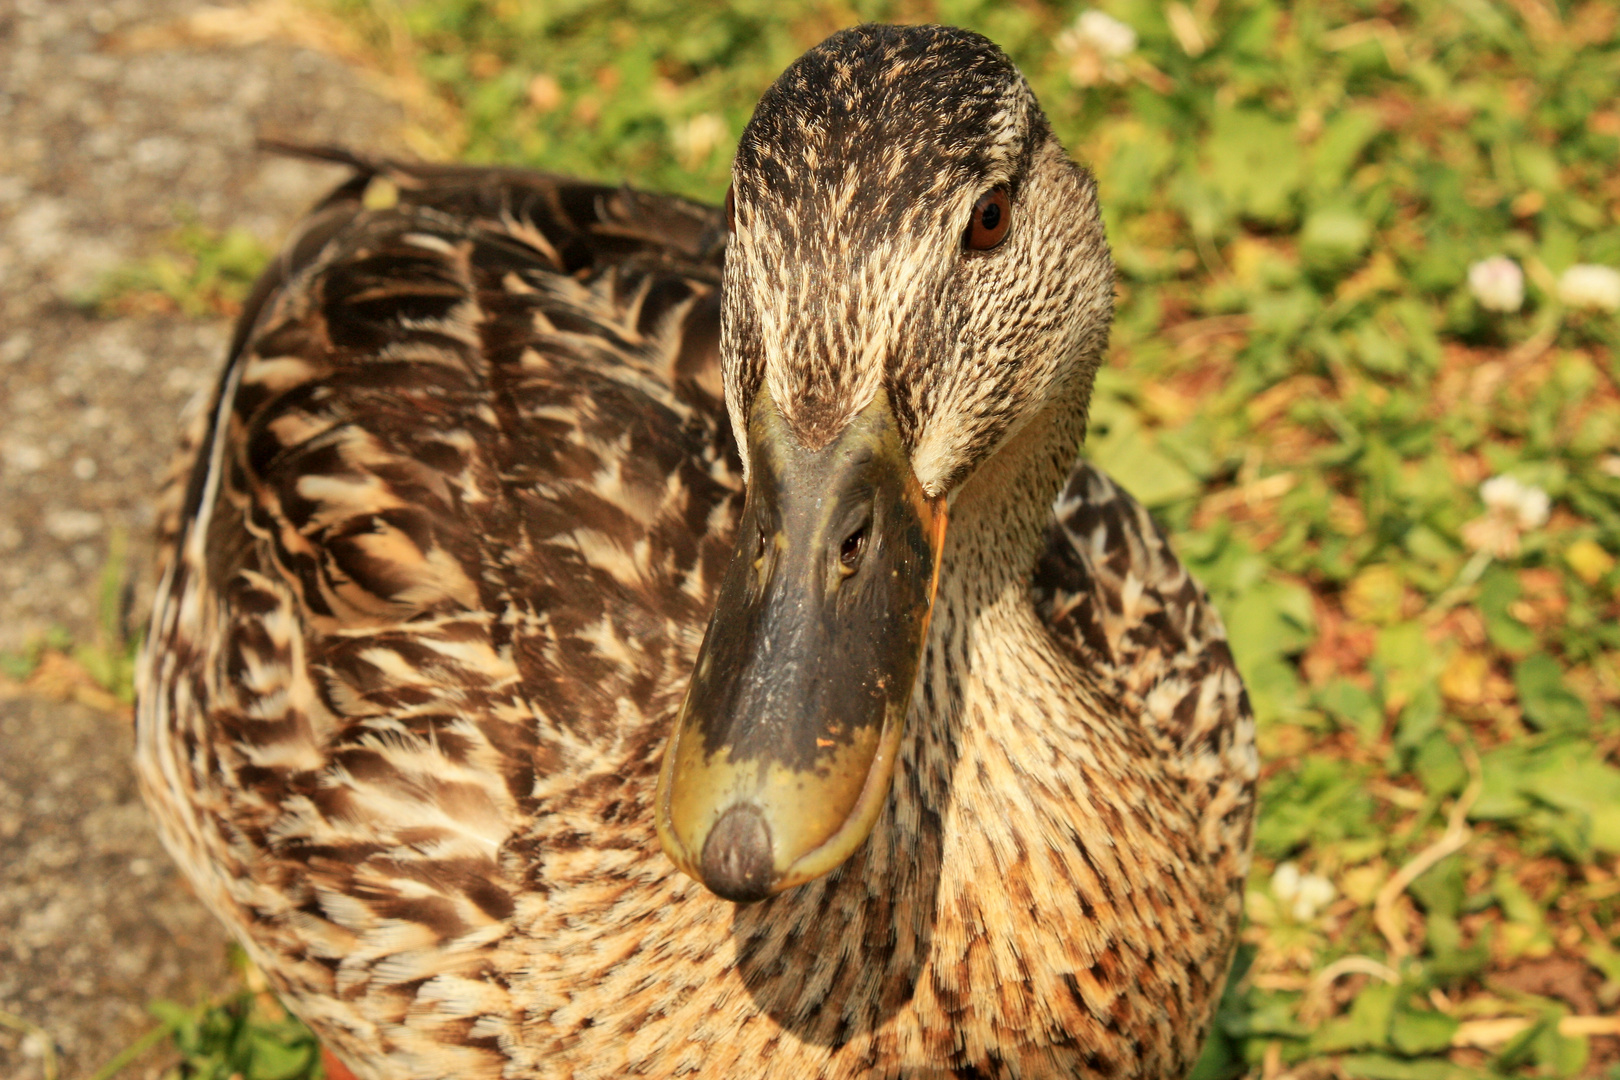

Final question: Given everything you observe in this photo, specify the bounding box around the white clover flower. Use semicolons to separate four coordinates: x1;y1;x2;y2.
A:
1293;876;1336;921
1480;475;1550;529
1557;264;1620;312
1271;861;1336;921
1468;255;1524;313
1272;861;1301;899
1055;10;1138;86
672;113;727;169
1074;10;1138;57
1465;475;1551;557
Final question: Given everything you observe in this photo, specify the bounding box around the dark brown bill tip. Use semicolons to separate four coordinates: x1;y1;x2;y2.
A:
700;803;775;902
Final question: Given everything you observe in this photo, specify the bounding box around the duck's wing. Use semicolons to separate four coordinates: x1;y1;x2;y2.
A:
155;147;733;564
1032;461;1257;871
136;157;740;1064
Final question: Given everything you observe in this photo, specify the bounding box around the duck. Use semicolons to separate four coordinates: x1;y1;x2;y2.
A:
135;23;1257;1080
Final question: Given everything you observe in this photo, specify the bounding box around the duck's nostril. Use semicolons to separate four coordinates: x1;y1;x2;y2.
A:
699;803;775;903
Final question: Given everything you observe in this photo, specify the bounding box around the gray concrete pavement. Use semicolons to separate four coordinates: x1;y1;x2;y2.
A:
0;1;401;1074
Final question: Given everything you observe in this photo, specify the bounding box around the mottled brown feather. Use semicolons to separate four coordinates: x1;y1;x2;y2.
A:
138;25;1255;1080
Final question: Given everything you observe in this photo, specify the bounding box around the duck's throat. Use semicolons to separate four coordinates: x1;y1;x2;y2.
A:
890;390;1098;843
937;396;1090;608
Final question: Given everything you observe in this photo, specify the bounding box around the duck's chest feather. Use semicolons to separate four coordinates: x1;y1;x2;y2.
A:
472;550;1249;1080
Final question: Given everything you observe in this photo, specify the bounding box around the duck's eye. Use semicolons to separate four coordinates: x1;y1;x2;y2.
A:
724;185;736;234
839;526;868;573
963;186;1011;251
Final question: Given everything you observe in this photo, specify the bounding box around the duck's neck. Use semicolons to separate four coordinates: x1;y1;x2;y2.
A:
935;382;1090;616
896;377;1104;816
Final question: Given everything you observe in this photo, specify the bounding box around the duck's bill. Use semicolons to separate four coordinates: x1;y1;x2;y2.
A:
656;386;946;902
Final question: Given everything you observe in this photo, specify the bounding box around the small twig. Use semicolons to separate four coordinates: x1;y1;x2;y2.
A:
1126;55;1175;94
1367;780;1427;811
1562;1016;1620;1038
1577;907;1614;948
1453;1015;1620;1049
0;1009;59;1080
1425;548;1493;622
1321;19;1410;72
1469;310;1562;405
1166;314;1251;345
1373;744;1482;960
1300;954;1402;1023
1313;955;1402;988
1196;472;1298;519
1261;1039;1284;1080
1502;319;1559;370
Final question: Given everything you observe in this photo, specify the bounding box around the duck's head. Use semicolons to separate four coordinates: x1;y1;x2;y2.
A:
656;24;1114;902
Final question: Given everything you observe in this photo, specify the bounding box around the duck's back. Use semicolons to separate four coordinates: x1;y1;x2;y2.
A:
135;157;743;1061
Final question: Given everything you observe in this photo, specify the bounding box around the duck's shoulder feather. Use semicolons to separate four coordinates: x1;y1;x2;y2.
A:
1036;462;1257;857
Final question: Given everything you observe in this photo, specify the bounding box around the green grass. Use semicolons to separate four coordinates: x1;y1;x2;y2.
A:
78;950;324;1080
86;215;270;318
3;529;138;709
96;0;1620;1076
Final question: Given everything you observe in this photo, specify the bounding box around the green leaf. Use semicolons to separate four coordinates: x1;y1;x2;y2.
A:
1497;1007;1587;1078
1226;991;1309;1040
1477;568;1537;655
1425;914;1490;980
1249;304;1323;376
248;1030;316;1080
1170;166;1229;240
1410;733;1465;798
1513;143;1563;193
1208;108;1302;224
1084;418;1202;507
1536;1026;1588;1078
1469;736;1620;855
1318;677;1383;741
1223;578;1315;671
1311;982;1398;1053
1351;320;1408;378
1257;756;1376;858
1586;945;1620;1022
1513;654;1589;733
1410;234;1469;294
1408;852;1464;919
1101;119;1175;213
1394;683;1442;751
1522;752;1620;853
1243;655;1309;725
1300;205;1371;276
1493;867;1546;927
1472;741;1538;820
1308;107;1383;192
1372;623;1438;706
1339;1053;1484;1080
1389;1007;1459;1056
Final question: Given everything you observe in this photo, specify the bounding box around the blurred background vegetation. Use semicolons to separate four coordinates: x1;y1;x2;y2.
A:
80;0;1620;1076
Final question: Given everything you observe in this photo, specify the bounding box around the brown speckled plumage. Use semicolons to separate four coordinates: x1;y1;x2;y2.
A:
137;24;1256;1079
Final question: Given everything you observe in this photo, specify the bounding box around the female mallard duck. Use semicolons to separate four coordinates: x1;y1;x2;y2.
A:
136;23;1256;1080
